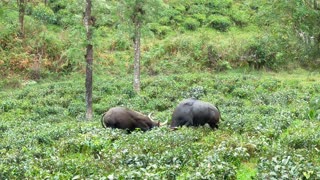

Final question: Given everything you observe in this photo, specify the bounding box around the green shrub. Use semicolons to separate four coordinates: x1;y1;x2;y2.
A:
213;141;250;167
148;23;172;38
206;15;232;32
180;154;237;179
257;153;320;179
227;2;253;28
243;35;288;70
32;4;57;24
208;0;232;9
1;97;22;112
308;96;320;120
216;60;232;71
280;120;320;150
0;16;18;50
184;17;200;31
231;86;253;99
192;13;206;25
182;86;206;99
108;33;131;51
68;102;85;117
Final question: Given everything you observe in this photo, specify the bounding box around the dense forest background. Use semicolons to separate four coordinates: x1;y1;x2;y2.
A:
0;0;319;85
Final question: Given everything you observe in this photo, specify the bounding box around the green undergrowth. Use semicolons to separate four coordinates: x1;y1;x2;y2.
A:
1;70;320;179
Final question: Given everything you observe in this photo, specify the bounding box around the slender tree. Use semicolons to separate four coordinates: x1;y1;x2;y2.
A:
116;0;164;92
131;1;143;92
17;0;25;38
84;0;94;120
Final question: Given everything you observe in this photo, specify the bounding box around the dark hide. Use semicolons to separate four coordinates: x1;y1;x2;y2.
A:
101;107;159;132
170;98;221;129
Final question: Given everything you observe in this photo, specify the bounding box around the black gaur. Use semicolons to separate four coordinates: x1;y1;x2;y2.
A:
170;98;221;129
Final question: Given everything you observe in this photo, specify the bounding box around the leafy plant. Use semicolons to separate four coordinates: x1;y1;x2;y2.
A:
184;17;200;31
206;15;232;32
257;153;320;180
308;96;320;120
32;3;57;24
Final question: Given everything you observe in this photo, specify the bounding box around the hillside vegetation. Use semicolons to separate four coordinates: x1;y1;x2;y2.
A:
0;0;319;83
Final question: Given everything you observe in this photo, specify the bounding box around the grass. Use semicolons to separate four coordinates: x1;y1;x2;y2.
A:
0;69;320;179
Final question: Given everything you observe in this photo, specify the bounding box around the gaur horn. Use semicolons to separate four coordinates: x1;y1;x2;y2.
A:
148;112;155;121
160;118;168;126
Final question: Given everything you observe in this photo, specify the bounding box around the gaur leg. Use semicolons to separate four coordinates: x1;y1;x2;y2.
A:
178;116;193;127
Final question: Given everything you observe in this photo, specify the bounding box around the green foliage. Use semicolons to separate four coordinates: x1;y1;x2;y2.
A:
115;0;165;29
308;96;320;120
148;23;172;38
1;70;319;178
216;60;232;71
229;3;251;27
184;17;200;31
210;0;233;9
252;0;320;68
182;86;206;99
32;3;57;24
1;0;319;79
242;34;288;70
257;153;320;179
1;0;320;177
0;8;19;51
206;15;232;32
107;32;131;51
280;120;320;150
179;154;237;179
47;0;83;27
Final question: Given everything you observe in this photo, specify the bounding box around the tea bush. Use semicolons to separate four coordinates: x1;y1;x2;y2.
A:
206;15;232;32
309;96;320;120
280;120;320;150
257;153;320;180
184;17;200;31
179;154;237;179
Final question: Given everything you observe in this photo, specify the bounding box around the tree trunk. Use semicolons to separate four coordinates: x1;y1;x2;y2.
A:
133;20;141;92
84;0;93;120
18;0;25;38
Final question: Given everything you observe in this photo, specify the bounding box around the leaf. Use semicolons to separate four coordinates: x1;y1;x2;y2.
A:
72;175;81;180
108;174;115;180
282;156;290;165
308;109;315;120
303;171;313;179
281;174;289;179
270;171;277;177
